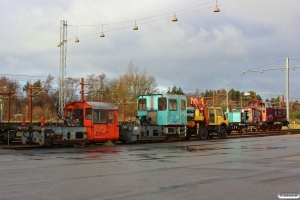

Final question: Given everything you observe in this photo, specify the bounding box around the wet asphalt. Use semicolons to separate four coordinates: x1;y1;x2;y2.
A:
0;135;299;200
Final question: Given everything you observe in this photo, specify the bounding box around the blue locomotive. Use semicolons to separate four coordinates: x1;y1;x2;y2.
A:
119;94;187;143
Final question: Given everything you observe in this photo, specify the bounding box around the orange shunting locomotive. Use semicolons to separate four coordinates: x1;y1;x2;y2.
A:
21;101;119;146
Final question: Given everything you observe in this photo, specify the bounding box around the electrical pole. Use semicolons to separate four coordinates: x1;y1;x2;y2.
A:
0;86;11;122
29;84;33;125
286;57;290;123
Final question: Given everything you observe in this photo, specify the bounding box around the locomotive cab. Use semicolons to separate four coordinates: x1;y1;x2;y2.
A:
120;94;187;143
137;94;187;126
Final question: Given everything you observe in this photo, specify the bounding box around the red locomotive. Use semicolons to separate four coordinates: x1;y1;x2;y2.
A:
20;101;119;146
245;101;289;131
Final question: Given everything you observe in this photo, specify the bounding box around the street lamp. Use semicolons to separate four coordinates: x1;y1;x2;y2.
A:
226;84;229;112
241;57;300;124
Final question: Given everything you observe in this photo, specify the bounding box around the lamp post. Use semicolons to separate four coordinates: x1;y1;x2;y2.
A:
241;57;300;124
279;92;281;108
226;84;229;112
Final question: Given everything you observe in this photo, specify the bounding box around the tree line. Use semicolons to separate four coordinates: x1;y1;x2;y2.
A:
167;86;300;120
0;62;158;122
1;62;299;123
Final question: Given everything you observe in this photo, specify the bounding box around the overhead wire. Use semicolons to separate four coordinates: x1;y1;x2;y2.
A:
68;1;215;27
244;60;286;71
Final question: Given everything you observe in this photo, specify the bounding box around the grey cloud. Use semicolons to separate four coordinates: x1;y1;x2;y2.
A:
0;0;300;101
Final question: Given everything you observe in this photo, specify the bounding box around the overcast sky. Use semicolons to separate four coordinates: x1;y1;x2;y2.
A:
1;0;300;101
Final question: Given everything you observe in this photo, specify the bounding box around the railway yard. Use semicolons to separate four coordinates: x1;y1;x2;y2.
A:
0;128;299;148
0;130;300;200
0;94;298;200
1;1;300;199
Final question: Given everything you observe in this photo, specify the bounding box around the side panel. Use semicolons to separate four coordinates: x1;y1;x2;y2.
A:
232;112;241;123
93;124;109;140
251;108;262;123
53;126;88;140
180;99;187;125
274;108;287;122
228;112;234;123
23;126;90;146
167;98;186;125
106;110;119;140
157;111;167;125
265;108;274;122
93;110;119;141
84;107;94;140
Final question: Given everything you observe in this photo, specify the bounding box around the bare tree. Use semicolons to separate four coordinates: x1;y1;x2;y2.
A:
65;77;80;103
42;74;54;92
85;73;108;101
125;61;159;96
107;62;159;121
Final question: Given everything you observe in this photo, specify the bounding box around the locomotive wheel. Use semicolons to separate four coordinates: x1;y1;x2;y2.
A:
199;126;208;140
226;129;231;135
267;126;272;131
256;126;260;132
273;125;277;131
195;123;199;139
218;126;227;139
120;139;126;144
185;131;192;140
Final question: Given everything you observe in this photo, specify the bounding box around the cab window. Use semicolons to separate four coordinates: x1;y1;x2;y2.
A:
108;111;114;123
73;109;83;121
138;98;146;111
181;100;186;110
158;98;167;110
209;109;215;122
169;99;177;111
86;108;92;120
216;109;223;116
93;110;106;123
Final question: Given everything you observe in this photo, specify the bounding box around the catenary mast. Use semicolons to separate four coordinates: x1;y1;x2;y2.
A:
58;20;67;115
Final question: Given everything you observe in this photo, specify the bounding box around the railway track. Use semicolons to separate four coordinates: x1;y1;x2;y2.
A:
1;129;299;149
227;129;300;138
